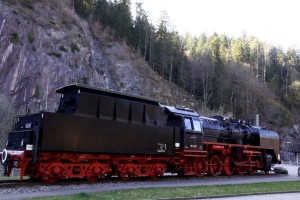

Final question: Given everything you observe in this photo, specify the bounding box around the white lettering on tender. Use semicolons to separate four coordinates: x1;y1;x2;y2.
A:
25;123;32;129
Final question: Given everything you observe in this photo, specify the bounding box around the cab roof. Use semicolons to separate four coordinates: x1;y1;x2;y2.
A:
164;106;199;117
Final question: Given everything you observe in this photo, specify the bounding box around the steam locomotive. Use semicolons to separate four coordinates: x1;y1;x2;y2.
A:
0;83;280;182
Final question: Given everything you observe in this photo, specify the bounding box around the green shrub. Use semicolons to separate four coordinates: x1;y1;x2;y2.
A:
47;52;61;58
10;32;19;44
27;32;34;43
49;20;56;25
71;43;80;53
62;20;72;30
33;86;40;98
20;0;34;10
80;77;88;84
59;45;68;52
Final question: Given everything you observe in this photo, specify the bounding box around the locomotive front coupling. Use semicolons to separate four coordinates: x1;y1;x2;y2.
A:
1;149;25;176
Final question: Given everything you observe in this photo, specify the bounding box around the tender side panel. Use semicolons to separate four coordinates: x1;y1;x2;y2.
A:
41;113;174;155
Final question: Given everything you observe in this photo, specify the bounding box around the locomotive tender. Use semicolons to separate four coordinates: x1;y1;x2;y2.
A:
0;83;280;182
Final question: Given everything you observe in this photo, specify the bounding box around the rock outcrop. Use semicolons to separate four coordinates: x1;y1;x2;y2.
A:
0;1;203;114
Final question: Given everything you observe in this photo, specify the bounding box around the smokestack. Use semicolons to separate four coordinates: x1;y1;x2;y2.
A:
255;114;259;127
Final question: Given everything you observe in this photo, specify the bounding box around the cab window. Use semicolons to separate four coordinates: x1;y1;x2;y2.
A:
184;118;192;130
193;119;202;132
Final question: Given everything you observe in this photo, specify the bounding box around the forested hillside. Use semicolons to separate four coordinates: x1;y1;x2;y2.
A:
74;0;300;127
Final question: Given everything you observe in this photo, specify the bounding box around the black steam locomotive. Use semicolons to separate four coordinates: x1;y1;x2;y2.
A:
0;83;280;182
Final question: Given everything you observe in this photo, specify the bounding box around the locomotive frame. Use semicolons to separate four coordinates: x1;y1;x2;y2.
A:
0;83;280;182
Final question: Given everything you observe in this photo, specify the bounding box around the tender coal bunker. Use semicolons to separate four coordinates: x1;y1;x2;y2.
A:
115;99;131;121
130;102;144;123
57;90;79;114
74;92;98;117
66;88;166;125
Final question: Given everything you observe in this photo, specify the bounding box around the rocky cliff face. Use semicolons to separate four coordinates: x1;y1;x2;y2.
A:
0;1;202;114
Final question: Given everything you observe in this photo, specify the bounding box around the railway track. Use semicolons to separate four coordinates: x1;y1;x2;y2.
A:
0;176;144;189
0;171;279;188
0;170;291;200
0;179;32;188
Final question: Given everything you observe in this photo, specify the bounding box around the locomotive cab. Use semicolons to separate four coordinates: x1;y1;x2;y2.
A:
182;117;203;150
165;106;203;151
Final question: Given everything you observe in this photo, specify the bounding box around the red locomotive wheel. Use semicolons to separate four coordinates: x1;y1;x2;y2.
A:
195;157;207;177
43;175;59;183
236;158;246;176
149;172;158;180
86;176;98;182
248;160;259;175
119;173;130;181
223;156;235;176
248;166;256;175
43;166;61;183
209;155;222;176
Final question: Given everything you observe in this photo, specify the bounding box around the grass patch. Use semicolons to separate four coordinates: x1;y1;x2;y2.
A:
0;176;29;181
32;181;300;200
